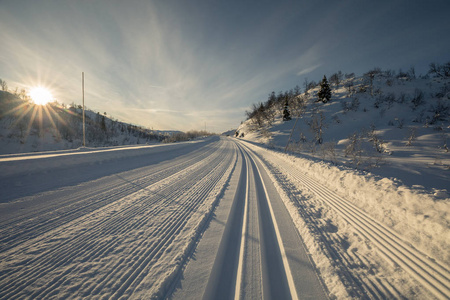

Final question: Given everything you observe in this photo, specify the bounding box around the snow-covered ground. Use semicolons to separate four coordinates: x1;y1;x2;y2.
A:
1;136;448;299
0;137;235;299
0;90;176;155
231;71;449;299
236;74;449;193
243;140;449;299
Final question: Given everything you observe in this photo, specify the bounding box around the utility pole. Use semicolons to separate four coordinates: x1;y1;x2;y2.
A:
82;72;86;147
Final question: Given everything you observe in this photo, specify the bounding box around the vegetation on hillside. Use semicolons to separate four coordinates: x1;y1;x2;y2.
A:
0;81;213;153
237;62;449;169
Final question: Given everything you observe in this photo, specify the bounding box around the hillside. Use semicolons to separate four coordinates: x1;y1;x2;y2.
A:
234;67;450;287
0;90;176;154
236;66;450;193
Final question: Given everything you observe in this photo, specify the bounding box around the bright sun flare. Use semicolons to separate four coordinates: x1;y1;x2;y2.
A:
29;87;53;105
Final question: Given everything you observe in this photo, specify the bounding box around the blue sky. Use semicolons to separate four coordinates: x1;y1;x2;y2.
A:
1;0;449;132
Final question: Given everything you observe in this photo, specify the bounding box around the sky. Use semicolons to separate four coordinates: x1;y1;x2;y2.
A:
1;0;449;133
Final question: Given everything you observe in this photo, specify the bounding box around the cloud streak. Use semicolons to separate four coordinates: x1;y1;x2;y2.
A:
297;64;322;77
1;0;449;132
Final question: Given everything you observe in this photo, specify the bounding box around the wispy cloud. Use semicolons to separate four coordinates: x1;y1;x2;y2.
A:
296;64;322;77
1;1;449;132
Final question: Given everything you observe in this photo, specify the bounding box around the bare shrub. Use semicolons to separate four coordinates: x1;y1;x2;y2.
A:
299;132;307;143
308;110;326;144
367;125;385;153
374;93;395;109
397;92;408;104
428;62;450;78
345;132;364;166
320;142;337;163
261;129;272;139
411;89;425;109
429;100;449;124
406;127;417;146
440;132;448;152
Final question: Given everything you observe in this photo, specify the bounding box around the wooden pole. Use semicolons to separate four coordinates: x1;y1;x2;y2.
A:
82;72;86;147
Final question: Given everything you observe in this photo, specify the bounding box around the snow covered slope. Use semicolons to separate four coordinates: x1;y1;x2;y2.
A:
0;90;178;154
236;70;449;193
233;69;449;298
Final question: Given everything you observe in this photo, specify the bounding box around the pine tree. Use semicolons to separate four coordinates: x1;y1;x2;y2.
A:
101;115;106;132
283;99;291;121
318;75;332;103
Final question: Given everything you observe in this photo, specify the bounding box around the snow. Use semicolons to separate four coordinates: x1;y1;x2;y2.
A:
0;91;178;155
1;132;449;298
1;71;449;299
234;72;449;298
0;137;236;299
237;75;449;192
241;140;449;298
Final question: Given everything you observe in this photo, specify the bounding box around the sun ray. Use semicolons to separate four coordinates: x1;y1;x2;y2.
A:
9;103;34;130
0;101;30;119
43;104;61;140
37;105;44;137
23;105;39;144
46;104;68;127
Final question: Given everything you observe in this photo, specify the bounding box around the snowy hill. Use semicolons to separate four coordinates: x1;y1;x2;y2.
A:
234;66;450;270
236;67;449;193
0;90;181;154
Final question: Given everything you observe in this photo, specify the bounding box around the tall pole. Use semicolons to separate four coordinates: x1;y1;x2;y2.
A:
82;72;86;147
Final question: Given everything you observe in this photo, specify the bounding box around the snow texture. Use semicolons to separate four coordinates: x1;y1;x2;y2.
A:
234;72;449;299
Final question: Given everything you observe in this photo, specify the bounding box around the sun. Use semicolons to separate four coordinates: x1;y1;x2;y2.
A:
29;87;53;105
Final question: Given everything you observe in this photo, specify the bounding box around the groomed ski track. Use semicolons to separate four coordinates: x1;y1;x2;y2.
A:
243;141;450;300
1;137;448;299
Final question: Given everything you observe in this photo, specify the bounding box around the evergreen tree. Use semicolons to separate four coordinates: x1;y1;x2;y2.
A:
318;75;332;103
101;115;106;132
283;99;291;121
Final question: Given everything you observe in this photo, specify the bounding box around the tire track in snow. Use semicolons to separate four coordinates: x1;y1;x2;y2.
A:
250;146;450;300
0;139;237;299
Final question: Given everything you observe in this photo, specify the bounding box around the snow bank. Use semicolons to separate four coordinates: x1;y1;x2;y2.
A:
241;140;449;298
247;142;449;264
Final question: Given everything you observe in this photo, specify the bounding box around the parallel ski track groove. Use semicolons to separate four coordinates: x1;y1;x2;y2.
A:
255;148;450;300
0;143;220;285
0;143;220;252
1;142;229;298
0;140;237;299
235;142;299;300
111;144;235;299
257;154;405;298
